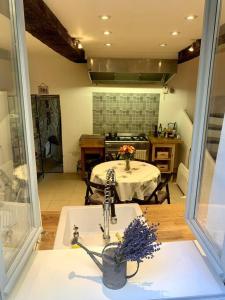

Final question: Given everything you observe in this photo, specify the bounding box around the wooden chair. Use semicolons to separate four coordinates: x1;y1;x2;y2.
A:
84;179;120;205
133;158;148;162
133;173;172;205
105;153;121;161
85;157;105;179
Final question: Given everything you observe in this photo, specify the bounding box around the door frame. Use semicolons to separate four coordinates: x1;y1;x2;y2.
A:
186;0;225;280
1;0;42;296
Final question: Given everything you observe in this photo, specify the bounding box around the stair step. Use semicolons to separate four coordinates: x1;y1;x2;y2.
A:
208;117;223;126
208;129;221;138
208;124;222;131
207;137;220;144
207;143;219;153
209;113;224;118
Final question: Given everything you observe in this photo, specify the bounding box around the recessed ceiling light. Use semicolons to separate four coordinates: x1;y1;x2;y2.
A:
105;43;112;47
171;31;180;36
99;15;111;21
160;43;167;47
185;15;198;21
103;30;112;35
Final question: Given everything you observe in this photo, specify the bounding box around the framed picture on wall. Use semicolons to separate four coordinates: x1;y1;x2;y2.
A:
38;83;49;95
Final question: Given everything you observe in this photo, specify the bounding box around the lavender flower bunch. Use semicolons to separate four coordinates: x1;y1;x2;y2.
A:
114;215;161;264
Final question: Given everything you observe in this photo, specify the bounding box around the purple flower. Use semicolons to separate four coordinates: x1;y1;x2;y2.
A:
115;216;161;263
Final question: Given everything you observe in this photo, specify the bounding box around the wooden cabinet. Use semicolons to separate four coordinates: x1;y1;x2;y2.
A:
150;137;183;174
79;135;105;178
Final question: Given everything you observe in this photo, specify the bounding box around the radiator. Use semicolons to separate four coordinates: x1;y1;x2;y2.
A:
134;150;148;161
176;163;189;195
0;206;16;232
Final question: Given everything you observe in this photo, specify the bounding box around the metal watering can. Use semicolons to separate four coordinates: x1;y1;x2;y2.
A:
75;241;139;289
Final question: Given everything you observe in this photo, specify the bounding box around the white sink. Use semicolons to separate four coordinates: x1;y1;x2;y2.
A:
54;204;142;249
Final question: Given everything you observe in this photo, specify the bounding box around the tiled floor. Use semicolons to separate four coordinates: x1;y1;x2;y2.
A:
38;173;185;212
38;173;86;211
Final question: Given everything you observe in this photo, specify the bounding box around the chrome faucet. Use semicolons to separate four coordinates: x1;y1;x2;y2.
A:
71;225;79;245
103;168;117;243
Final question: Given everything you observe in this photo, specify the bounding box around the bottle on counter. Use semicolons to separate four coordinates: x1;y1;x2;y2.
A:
158;123;163;137
153;125;158;137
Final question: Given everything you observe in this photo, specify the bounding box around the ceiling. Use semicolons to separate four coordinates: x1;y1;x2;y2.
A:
42;0;205;59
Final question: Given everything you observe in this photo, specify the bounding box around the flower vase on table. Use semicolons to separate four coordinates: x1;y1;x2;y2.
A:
119;145;136;171
125;159;130;171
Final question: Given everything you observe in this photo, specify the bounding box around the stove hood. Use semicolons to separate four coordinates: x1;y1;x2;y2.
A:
87;58;177;85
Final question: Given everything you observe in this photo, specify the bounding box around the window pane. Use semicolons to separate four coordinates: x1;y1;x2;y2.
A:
0;0;32;270
195;1;225;255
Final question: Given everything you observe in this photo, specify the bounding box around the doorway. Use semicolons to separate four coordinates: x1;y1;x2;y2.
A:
31;95;63;175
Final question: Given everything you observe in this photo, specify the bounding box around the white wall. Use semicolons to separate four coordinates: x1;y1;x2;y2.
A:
177;111;193;167
166;57;199;122
28;45;166;172
27;37;200;172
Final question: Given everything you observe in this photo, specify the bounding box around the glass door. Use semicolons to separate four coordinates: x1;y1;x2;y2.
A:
0;0;41;296
187;0;225;280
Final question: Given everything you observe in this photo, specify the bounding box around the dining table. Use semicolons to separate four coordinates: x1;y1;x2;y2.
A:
90;160;161;202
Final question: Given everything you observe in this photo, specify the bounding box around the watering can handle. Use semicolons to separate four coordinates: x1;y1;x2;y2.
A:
103;243;140;279
102;242;119;251
126;261;139;279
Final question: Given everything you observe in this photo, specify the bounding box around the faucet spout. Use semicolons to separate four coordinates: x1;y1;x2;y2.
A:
103;169;117;243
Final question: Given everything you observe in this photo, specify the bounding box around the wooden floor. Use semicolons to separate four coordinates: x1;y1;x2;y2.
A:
39;204;194;250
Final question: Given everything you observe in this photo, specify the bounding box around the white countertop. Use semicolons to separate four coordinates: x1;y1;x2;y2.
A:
8;241;225;300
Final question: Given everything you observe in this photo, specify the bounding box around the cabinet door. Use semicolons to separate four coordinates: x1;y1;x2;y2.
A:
0;0;41;297
187;0;225;280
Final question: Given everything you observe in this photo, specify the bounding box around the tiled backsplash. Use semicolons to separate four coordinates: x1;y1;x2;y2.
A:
93;92;160;134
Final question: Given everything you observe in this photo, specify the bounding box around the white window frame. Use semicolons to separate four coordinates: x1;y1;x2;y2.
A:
0;0;42;298
186;0;225;280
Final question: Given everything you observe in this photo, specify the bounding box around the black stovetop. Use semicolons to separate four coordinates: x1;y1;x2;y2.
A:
105;135;148;142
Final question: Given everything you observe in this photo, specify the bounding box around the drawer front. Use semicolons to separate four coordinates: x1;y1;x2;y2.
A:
156;164;169;172
157;151;169;159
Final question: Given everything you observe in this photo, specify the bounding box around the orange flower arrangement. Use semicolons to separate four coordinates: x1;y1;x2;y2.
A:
119;145;136;159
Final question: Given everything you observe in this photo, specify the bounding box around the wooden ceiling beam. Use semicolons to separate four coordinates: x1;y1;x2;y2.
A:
178;26;225;65
23;0;86;63
178;39;201;64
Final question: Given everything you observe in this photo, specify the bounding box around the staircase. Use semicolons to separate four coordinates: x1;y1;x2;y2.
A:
207;113;224;160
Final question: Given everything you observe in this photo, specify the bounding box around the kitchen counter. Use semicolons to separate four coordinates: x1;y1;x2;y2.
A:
39;204;194;250
9;241;225;299
79;134;105;148
79;135;105;178
149;137;183;144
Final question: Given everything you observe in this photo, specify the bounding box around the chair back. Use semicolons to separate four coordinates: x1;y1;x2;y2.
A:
85;178;120;205
86;158;105;179
105;153;121;161
132;173;172;205
147;173;172;203
155;173;172;191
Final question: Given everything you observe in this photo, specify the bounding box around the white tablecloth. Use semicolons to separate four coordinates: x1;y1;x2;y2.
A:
91;160;160;202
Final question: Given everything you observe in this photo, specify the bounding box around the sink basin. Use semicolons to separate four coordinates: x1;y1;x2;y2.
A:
54;204;142;249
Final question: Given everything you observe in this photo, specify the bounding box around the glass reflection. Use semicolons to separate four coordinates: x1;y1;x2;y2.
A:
0;0;32;270
196;1;225;255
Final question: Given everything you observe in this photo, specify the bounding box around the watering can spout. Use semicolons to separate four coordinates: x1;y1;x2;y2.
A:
75;241;103;272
